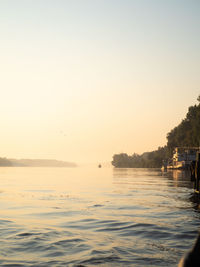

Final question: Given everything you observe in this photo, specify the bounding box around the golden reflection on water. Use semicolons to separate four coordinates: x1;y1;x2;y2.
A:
0;166;114;226
161;169;192;189
0;166;198;266
170;170;190;180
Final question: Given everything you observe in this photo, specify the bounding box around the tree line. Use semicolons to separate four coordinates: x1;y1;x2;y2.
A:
112;96;200;168
0;158;76;167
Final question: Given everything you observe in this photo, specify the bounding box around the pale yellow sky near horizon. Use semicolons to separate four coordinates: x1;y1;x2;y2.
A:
0;0;200;163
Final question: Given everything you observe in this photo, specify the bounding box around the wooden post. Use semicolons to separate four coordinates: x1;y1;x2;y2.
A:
195;152;200;193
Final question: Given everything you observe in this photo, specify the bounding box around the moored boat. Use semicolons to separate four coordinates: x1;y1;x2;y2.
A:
162;147;200;170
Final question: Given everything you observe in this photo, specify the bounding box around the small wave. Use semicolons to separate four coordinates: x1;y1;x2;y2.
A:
54;238;84;246
17;232;39;237
0;219;13;225
91;204;104;208
78;255;121;265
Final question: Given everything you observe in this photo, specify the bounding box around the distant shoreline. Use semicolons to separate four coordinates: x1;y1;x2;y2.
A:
0;158;77;167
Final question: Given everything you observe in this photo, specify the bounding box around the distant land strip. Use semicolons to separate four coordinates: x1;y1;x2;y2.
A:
0;158;76;167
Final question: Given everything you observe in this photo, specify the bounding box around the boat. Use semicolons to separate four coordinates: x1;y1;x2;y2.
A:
163;147;199;170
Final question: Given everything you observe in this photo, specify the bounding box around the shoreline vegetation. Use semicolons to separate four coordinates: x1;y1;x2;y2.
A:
112;96;200;168
0;158;76;167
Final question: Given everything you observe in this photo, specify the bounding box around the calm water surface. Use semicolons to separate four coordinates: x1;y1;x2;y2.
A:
0;166;199;266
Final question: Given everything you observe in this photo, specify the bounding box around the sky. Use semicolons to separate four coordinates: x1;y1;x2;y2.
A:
0;0;200;163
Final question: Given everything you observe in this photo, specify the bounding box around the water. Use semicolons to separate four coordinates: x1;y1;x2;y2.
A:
0;166;199;266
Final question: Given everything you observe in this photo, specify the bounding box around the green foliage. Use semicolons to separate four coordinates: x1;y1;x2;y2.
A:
167;102;200;150
112;146;169;168
112;96;200;168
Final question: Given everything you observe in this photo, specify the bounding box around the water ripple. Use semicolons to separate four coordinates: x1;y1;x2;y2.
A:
0;168;199;266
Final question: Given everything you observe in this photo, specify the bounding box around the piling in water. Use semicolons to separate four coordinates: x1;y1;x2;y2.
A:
194;152;200;196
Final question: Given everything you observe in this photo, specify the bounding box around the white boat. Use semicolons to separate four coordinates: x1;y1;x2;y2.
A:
167;147;199;170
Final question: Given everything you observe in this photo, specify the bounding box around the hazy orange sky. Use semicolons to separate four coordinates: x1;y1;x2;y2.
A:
0;0;200;163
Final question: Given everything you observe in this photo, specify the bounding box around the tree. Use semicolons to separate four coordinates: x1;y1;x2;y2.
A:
112;96;200;168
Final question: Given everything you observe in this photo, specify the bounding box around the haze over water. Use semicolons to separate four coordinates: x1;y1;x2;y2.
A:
0;166;199;266
0;0;200;163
